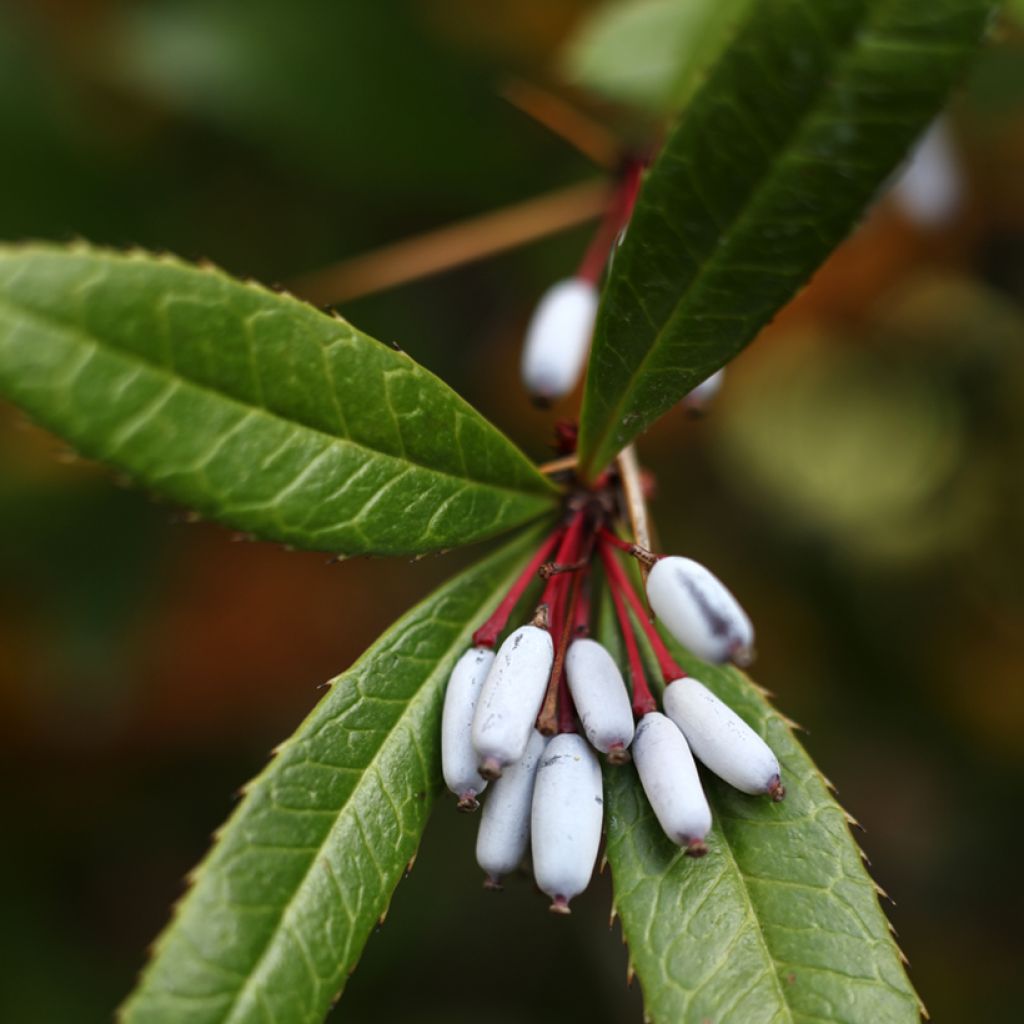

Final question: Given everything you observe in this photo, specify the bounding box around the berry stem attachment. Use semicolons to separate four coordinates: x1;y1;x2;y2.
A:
473;526;564;648
598;528;658;568
601;548;657;718
600;542;686;683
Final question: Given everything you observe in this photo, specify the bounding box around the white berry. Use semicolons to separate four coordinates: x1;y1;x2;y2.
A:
520;278;598;402
632;712;712;854
472;625;553;779
531;732;603;913
441;646;495;811
646;556;754;665
663;677;783;799
682;367;725;414
890;116;961;228
565;638;634;759
476;729;547;888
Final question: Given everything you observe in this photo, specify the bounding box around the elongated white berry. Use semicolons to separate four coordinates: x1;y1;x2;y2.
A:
476;729;547;889
531;732;603;913
646;556;754;665
682;368;725;414
520;278;598;402
441;646;495;811
472;625;554;779
663;677;783;800
632;712;711;855
890;117;961;228
565;638;634;760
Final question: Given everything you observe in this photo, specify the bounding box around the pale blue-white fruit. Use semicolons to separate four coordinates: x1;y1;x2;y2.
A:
520;278;598;402
663;677;783;799
476;729;547;888
632;712;711;854
890;117;961;228
531;732;603;913
682;367;725;414
441;646;495;811
565;638;634;759
472;625;553;779
646;556;754;665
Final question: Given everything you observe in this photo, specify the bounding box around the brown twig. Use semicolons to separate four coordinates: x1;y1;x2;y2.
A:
502;78;621;170
537;454;578;477
288;179;611;306
616;445;652;581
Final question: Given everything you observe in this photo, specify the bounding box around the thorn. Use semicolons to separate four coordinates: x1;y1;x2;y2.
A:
404;851;417;877
626;962;635;987
599;853;608;874
609;903;619;927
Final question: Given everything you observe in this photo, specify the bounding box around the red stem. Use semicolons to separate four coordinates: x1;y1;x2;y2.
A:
601;547;656;717
572;567;591;638
598;528;634;553
601;541;686;682
538;509;587;613
577;158;644;285
473;525;564;647
537;511;589;734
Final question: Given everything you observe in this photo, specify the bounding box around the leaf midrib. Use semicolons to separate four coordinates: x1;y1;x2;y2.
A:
219;658;440;1024
710;795;796;1023
0;294;556;503
582;0;881;477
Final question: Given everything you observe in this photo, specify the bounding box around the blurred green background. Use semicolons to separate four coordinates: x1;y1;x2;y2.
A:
2;1;1023;1021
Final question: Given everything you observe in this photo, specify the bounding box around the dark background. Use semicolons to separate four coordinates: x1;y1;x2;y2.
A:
1;2;1023;1021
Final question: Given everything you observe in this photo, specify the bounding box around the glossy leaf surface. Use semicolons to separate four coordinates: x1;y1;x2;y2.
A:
598;601;921;1023
119;526;546;1023
0;244;556;555
578;0;994;477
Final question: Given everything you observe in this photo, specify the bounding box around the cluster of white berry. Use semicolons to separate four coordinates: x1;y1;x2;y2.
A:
441;509;784;913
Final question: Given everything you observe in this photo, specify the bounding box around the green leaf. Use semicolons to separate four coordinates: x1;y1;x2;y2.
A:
597;601;921;1023
562;0;752;115
0;243;557;555
119;524;547;1024
578;0;995;478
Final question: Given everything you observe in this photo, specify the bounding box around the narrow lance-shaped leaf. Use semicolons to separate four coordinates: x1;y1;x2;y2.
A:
597;596;921;1023
119;524;548;1024
578;0;994;478
0;244;557;555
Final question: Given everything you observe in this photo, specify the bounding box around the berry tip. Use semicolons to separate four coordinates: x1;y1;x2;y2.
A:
457;792;480;813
